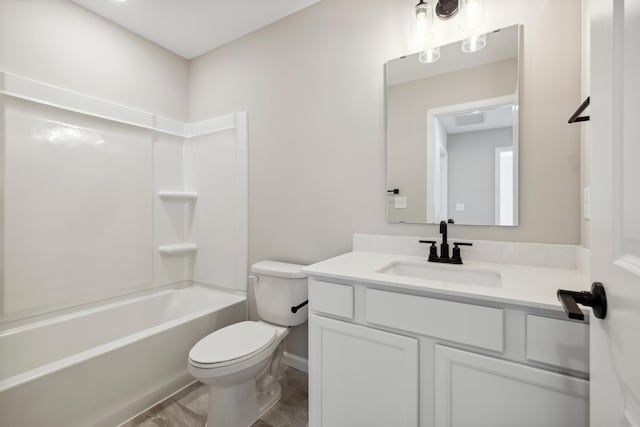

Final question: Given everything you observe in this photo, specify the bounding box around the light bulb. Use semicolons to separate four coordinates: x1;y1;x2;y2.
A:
415;1;429;22
418;47;441;64
459;0;484;32
461;33;487;53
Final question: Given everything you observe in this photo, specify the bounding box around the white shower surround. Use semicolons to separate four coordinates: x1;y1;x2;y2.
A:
0;71;249;323
0;72;250;425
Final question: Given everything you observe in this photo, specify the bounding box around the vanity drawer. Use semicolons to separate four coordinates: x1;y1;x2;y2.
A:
365;289;504;352
526;315;589;374
309;279;354;320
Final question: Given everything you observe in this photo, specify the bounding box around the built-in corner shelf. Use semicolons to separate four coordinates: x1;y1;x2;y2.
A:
158;244;198;256
158;191;198;201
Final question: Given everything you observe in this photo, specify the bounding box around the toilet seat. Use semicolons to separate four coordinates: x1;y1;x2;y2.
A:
189;321;277;369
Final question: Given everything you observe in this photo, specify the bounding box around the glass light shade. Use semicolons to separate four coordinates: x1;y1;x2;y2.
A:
418;47;441;64
459;0;484;32
414;1;435;52
461;33;487;53
415;1;429;21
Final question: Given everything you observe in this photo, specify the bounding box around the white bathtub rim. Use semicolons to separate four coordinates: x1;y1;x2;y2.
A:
0;281;197;330
2;286;175;337
0;281;245;334
0;287;246;393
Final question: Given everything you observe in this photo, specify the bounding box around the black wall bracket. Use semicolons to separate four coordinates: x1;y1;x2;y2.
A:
568;96;590;123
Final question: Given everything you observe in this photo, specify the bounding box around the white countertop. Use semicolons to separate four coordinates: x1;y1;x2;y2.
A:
303;251;589;313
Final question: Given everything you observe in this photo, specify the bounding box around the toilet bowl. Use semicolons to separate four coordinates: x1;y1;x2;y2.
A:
188;261;308;427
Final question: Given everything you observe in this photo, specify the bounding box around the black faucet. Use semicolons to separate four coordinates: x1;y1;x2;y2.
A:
439;220;449;261
419;221;473;264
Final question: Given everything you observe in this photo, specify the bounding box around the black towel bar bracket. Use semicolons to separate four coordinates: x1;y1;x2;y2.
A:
568;96;590;123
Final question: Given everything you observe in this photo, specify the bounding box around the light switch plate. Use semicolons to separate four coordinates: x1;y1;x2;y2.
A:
395;197;407;209
456;203;465;211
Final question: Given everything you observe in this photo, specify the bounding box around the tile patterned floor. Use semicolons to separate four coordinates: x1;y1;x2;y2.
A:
122;366;308;427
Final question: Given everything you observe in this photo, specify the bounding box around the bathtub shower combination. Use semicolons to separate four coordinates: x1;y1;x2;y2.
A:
0;286;245;427
0;72;249;427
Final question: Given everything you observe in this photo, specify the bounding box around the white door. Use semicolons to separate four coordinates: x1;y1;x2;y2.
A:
590;0;640;425
308;315;419;427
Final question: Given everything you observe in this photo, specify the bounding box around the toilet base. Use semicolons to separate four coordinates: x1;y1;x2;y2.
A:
205;383;282;427
206;378;258;427
204;379;282;427
257;380;282;418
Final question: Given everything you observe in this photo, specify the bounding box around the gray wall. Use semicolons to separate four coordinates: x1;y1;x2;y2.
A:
386;59;517;223
0;0;583;361
189;0;582;359
447;127;513;225
0;0;189;121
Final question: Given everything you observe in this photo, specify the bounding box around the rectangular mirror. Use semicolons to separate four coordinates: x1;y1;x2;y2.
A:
386;25;520;226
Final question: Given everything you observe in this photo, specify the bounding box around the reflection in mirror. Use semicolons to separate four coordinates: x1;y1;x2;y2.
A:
386;25;520;226
428;100;517;226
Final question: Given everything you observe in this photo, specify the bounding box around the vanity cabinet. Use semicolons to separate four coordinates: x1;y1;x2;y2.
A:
307;278;589;427
309;315;419;427
434;345;589;427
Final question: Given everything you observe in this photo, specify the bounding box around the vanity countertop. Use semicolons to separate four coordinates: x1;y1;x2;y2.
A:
303;251;589;313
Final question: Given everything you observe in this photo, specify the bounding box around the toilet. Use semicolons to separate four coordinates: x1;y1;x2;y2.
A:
188;261;308;427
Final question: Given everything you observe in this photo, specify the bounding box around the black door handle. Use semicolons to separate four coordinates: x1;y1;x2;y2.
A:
557;282;607;320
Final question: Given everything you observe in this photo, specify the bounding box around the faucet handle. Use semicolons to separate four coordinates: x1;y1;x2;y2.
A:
451;242;473;264
419;240;438;261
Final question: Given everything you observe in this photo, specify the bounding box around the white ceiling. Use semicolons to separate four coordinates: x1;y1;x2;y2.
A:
386;25;519;86
71;0;321;60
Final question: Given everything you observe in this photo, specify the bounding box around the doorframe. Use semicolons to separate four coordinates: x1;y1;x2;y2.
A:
495;146;514;226
426;94;518;224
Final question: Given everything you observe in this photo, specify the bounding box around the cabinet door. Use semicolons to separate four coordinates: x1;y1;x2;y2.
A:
435;345;589;427
309;315;419;427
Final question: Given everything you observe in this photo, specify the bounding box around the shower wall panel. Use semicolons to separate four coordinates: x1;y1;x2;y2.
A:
0;73;248;324
2;98;154;321
187;129;239;290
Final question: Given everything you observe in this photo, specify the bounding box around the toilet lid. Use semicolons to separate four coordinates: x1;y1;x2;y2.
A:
189;321;277;365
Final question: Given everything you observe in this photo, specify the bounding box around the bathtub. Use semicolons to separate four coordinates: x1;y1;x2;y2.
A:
0;284;246;427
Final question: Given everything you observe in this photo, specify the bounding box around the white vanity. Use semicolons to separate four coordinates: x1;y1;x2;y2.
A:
304;235;590;427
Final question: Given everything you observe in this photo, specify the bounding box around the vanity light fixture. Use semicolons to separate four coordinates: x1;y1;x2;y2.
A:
435;0;459;19
416;0;463;22
418;46;441;64
413;0;486;61
461;33;487;53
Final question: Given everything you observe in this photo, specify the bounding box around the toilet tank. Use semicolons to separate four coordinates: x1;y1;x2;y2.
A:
251;261;308;327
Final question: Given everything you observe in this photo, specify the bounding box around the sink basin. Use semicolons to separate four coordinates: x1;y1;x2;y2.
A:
378;261;501;287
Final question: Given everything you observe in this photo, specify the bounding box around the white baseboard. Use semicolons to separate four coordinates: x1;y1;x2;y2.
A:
282;351;308;373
